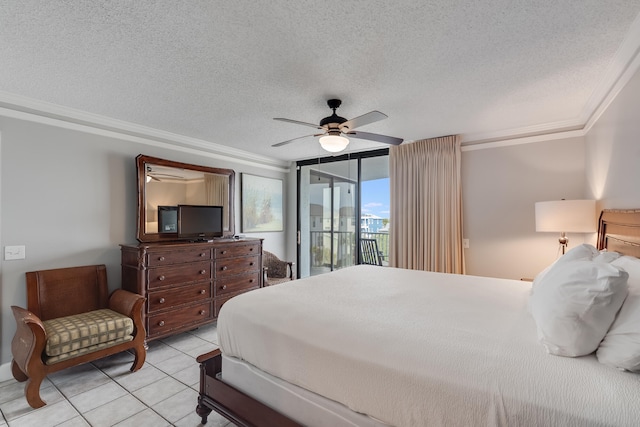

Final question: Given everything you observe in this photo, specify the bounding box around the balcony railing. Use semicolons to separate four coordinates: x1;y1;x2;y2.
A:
309;231;389;269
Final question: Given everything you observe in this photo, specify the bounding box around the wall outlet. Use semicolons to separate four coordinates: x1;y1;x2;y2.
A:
463;239;470;249
5;245;26;260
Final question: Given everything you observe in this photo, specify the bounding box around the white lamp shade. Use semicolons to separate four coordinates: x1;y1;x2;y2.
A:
535;200;596;233
319;135;349;153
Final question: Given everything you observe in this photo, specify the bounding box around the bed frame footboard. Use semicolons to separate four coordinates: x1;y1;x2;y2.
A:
196;349;302;427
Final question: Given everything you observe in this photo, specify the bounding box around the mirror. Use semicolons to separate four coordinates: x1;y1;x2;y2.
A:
136;154;235;242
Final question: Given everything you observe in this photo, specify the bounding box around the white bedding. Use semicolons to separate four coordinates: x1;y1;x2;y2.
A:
218;265;640;427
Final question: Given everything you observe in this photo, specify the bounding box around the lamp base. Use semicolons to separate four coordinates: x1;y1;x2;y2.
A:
559;232;568;255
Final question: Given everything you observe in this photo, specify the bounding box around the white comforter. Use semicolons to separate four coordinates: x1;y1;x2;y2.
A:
218;265;640;427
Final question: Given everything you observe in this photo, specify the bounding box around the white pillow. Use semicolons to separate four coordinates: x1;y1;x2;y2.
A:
593;250;621;264
530;257;629;357
561;243;599;262
531;244;598;293
596;255;640;371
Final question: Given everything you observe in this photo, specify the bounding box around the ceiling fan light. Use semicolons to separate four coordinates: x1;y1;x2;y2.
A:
319;135;349;153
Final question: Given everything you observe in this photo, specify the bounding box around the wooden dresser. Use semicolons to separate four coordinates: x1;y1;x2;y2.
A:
120;238;263;341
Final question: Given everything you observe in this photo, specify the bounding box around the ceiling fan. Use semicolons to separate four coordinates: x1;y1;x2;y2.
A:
146;166;185;182
272;99;403;153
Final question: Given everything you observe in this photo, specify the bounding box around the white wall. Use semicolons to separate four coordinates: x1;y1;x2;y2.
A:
585;65;640;208
462;137;588;280
0;116;291;373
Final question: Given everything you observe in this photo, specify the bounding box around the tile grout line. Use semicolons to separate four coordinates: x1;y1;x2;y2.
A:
87;354;180;427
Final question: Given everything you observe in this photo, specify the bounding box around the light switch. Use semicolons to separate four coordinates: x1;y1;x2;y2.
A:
5;245;26;260
463;239;470;249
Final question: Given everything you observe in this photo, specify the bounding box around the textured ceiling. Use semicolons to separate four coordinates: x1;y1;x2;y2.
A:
1;1;640;165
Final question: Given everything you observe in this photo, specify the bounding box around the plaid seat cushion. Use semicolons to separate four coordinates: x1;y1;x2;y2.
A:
43;309;134;358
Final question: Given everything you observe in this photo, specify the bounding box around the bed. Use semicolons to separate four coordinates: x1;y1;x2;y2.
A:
196;209;640;426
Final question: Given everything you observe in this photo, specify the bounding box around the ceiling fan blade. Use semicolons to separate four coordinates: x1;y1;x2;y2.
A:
272;134;320;148
274;118;324;130
348;131;403;145
340;111;387;131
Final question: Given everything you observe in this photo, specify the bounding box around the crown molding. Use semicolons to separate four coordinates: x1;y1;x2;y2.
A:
0;91;290;173
460;118;584;147
461;129;585;152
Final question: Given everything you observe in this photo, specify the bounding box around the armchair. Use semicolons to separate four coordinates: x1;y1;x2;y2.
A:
263;251;295;286
11;264;147;408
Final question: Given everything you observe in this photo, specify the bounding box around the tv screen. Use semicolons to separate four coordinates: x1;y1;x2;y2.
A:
177;205;224;240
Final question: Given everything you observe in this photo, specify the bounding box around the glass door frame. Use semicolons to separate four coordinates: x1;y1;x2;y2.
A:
296;148;389;277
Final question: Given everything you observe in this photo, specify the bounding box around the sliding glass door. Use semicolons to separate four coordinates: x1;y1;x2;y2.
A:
298;158;357;277
297;150;389;278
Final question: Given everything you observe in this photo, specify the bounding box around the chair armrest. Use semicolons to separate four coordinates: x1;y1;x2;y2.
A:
109;290;146;338
109;289;145;317
11;306;47;377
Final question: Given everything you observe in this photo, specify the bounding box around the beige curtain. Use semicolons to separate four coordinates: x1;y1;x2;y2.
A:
204;173;229;229
389;135;465;273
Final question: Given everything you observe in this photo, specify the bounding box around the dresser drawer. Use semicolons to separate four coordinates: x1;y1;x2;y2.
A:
147;301;212;337
216;243;260;259
215;255;260;277
148;262;211;289
215;294;236;317
147;248;212;267
216;272;260;297
147;282;212;313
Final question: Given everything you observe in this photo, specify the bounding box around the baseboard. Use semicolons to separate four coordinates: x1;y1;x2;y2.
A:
0;362;12;382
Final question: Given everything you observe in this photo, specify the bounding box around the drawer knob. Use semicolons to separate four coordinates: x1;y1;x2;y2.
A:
199;310;206;315
250;247;254;251
221;250;227;254
158;320;165;327
159;298;166;304
249;262;254;266
200;289;206;294
158;256;165;261
158;275;165;281
200;252;206;257
222;285;227;290
250;279;254;283
221;266;227;271
200;269;206;275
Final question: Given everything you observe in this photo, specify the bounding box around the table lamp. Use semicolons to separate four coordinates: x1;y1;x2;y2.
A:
535;199;596;254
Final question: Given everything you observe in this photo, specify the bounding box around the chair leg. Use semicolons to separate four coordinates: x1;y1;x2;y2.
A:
11;359;28;382
24;376;46;409
129;344;146;372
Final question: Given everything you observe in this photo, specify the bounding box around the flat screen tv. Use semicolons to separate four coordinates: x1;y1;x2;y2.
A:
177;205;224;241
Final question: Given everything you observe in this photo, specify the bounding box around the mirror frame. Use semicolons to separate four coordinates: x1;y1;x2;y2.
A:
136;154;235;242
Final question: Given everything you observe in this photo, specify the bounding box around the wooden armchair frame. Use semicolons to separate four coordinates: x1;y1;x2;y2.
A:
11;264;147;408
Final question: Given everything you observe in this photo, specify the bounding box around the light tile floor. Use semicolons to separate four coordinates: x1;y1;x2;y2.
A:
0;322;235;427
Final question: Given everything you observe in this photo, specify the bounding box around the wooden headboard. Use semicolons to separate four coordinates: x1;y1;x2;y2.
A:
597;209;640;258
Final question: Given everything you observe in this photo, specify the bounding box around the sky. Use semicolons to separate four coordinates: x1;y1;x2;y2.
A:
361;178;390;219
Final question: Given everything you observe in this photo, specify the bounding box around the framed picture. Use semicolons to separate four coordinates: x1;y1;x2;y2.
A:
241;174;283;232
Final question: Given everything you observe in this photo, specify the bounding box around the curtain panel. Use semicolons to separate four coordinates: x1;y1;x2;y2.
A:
205;173;230;230
389;135;464;273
